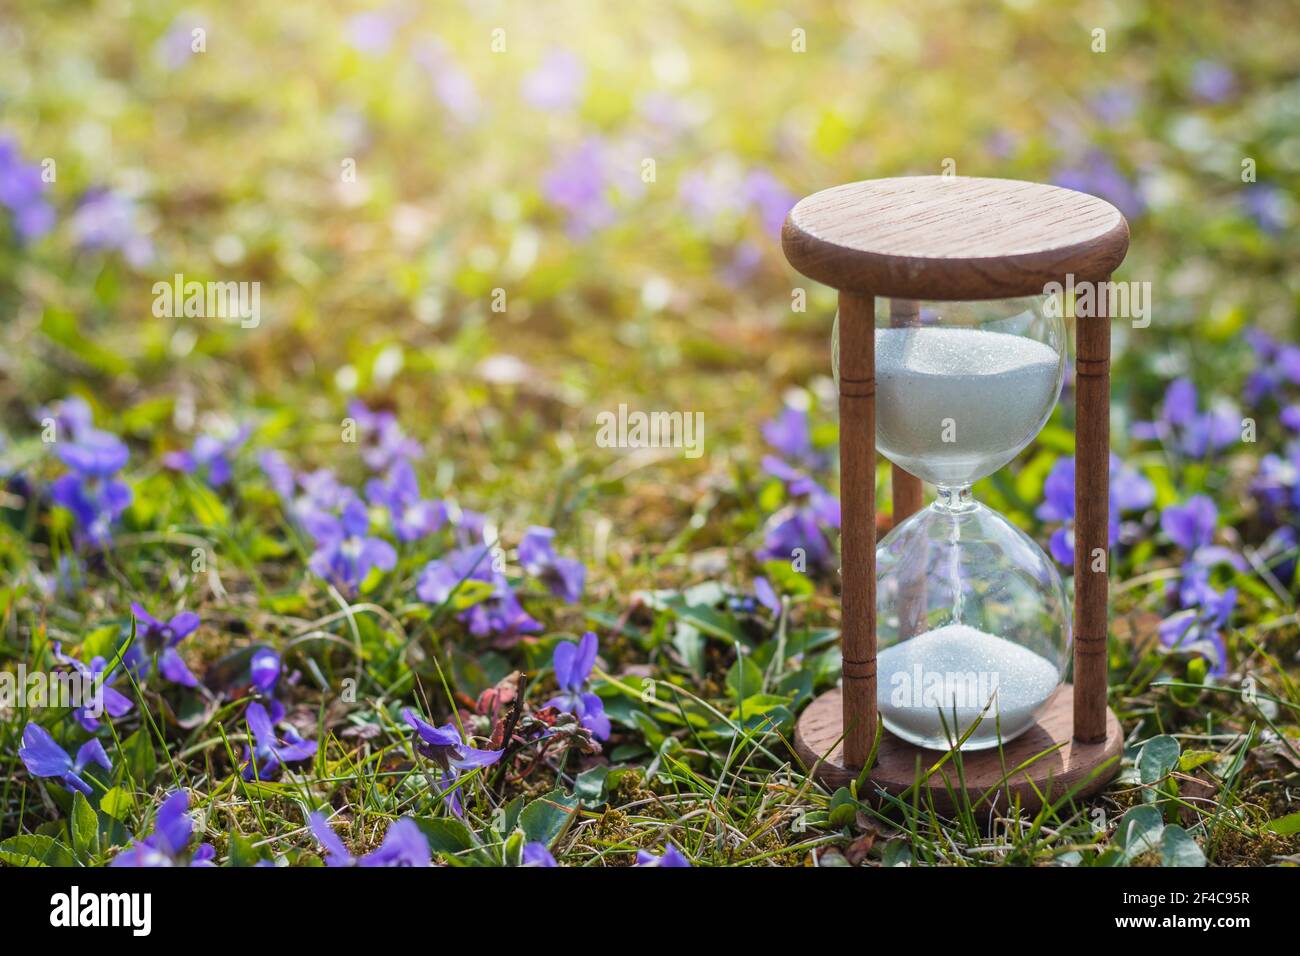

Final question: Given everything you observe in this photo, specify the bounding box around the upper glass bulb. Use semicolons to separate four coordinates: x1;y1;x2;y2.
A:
833;297;1066;487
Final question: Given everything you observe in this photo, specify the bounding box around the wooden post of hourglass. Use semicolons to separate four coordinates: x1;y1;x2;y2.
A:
782;177;1129;812
1074;297;1110;743
835;291;877;766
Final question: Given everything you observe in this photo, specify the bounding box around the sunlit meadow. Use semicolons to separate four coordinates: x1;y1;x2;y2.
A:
1;1;1298;868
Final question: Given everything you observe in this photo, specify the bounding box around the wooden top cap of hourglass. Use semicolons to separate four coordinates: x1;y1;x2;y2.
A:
782;176;1130;300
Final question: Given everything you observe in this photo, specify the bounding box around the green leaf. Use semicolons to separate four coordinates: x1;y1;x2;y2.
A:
574;766;610;804
1138;735;1181;784
71;791;100;860
519;789;580;848
1177;749;1217;772
122;728;157;783
1159;825;1207;867
725;656;764;702
0;834;77;867
413;817;478;856
227;833;263;867
99;787;134;821
1114;805;1165;865
827;788;857;826
1264;811;1300;835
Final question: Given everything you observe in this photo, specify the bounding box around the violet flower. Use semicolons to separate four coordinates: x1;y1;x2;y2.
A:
1052;150;1146;220
18;723;111;796
1035;454;1154;566
762;405;828;472
522;842;558;867
545;631;610;740
522;49;585;111
112;791;216;867
519;526;585;603
309;813;431;867
50;429;133;547
365;459;447;542
543;137;615;237
258;449;297;499
304;498;397;594
1132;378;1240;459
163;426;249;486
742;169;796;238
417;545;541;644
1243;331;1300;405
347;401;423;471
69;187;154;267
52;642;134;732
753;576;782;616
635;845;691;867
402;708;502;817
124;603;201;688
241;701;317;781
0;134;55;241
1156;495;1243;677
756;457;841;572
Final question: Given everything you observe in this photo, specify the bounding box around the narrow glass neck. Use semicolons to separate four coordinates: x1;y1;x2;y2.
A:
932;483;975;513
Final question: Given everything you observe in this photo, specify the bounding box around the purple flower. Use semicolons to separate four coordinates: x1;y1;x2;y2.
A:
543;137;615;237
1159;585;1236;679
155;14;206;70
413;39;481;125
522;50;585;111
757;456;841;571
762;405;827;471
1132;378;1240;458
518;526;585;603
34;396;95;441
18;723;111;796
522;842;558;867
69;187;153;267
1053;150;1145;220
403;708;503;816
743;169;795;238
258;449;297;499
417;545;542;643
305;498;397;594
1160;495;1218;552
309;813;431;867
1035;454;1154;566
164;426;249;486
1251;447;1300;518
125;603;200;688
1090;85;1139;124
0;134;55;241
112;791;216;867
635;845;691;867
52;642;134;732
250;647;280;695
753;576;782;615
50;428;133;547
1188;60;1236;104
348;401;423;471
345;10;402;55
1240;184;1288;236
241;701;318;780
545;631;610;740
365;459;447;542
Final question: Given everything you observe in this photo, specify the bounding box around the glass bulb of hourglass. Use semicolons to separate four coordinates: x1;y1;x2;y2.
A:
833;297;1071;750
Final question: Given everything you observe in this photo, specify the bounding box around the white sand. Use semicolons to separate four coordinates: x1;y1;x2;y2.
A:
875;327;1060;486
877;623;1060;750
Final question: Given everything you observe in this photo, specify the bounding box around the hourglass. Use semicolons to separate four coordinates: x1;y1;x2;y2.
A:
783;177;1128;811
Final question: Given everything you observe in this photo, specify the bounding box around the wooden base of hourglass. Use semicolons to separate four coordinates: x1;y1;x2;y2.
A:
793;685;1123;815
